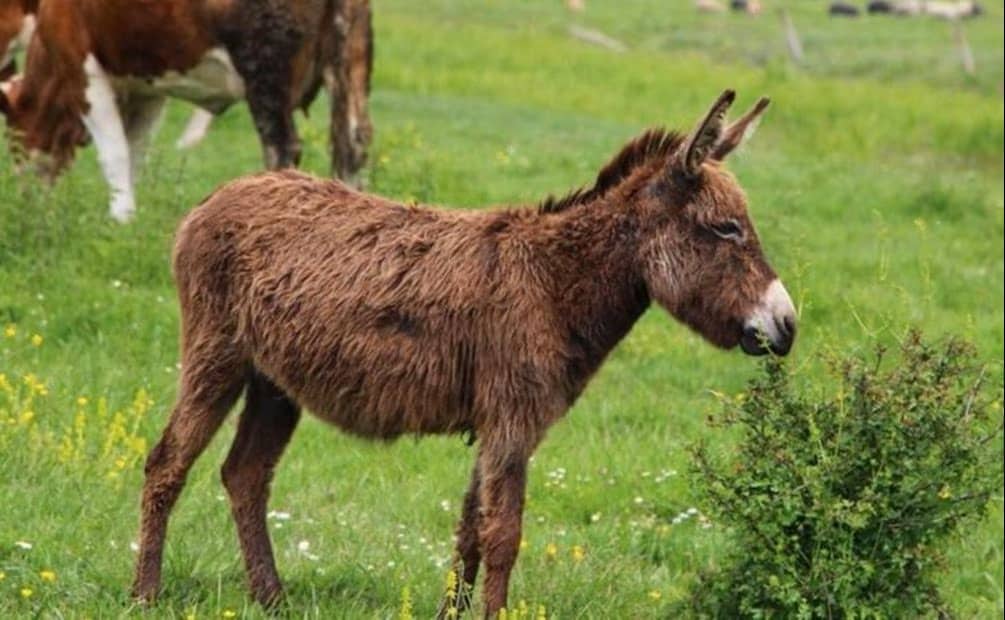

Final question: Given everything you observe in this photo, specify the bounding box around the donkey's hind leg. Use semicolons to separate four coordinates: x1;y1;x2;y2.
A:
221;371;301;607
132;343;246;602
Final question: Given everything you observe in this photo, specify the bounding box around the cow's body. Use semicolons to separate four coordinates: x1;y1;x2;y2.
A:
1;3;238;152
0;0;372;222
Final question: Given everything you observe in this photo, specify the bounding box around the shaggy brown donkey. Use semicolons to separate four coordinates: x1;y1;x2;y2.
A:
132;90;796;616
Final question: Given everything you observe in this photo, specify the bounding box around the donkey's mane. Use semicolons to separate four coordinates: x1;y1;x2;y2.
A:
538;128;685;214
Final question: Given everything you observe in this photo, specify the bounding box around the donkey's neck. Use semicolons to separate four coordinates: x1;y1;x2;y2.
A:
542;195;652;400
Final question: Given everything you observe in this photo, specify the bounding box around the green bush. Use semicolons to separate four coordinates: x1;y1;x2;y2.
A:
687;331;1004;619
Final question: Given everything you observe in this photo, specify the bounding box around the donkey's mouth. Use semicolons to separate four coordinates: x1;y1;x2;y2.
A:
739;320;795;357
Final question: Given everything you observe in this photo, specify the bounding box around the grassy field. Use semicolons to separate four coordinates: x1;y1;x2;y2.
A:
1;1;1002;617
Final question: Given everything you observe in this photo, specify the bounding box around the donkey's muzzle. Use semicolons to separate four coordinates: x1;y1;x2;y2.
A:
741;279;797;357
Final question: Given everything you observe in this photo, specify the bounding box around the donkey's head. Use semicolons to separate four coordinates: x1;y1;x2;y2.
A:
638;90;795;356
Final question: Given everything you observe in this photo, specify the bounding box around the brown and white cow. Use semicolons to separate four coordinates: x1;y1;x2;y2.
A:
3;1;216;150
0;0;372;222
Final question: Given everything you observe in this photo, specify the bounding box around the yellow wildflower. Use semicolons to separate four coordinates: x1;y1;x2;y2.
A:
398;585;413;620
221;611;237;619
519;538;528;550
648;589;662;601
544;543;558;559
938;485;952;500
23;373;47;396
186;614;197;620
20;587;33;598
571;544;585;563
0;570;5;580
442;568;458;617
77;396;88;407
3;324;15;338
20;410;35;425
40;570;56;583
31;333;43;347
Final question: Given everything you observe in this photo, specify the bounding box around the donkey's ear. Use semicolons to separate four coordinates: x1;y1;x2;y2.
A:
676;89;735;177
711;96;770;161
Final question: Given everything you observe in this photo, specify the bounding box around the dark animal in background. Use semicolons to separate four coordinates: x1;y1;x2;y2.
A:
131;90;797;616
730;0;763;14
829;2;862;16
0;0;373;222
866;0;895;13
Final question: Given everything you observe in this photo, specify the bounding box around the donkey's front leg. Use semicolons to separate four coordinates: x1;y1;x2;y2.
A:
81;55;135;223
477;441;532;617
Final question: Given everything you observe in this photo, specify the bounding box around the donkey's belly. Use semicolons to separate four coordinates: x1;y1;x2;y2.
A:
314;399;471;441
253;348;477;441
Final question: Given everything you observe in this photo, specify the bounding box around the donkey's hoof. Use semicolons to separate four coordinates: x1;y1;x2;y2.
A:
436;596;471;619
130;584;159;606
253;582;285;609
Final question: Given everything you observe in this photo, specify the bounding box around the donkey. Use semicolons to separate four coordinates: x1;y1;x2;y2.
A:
0;0;372;222
132;90;796;616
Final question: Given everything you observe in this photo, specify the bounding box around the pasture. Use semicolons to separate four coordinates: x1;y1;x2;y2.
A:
1;1;1002;617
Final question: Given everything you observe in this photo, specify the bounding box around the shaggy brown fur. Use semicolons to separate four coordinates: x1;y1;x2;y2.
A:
132;91;795;616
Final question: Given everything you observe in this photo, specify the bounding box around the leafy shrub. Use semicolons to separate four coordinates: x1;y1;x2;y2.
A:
687;331;1003;618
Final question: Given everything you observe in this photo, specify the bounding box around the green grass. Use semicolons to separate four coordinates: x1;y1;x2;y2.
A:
1;1;1003;617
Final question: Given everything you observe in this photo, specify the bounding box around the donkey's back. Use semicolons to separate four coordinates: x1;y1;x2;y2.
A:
174;170;565;440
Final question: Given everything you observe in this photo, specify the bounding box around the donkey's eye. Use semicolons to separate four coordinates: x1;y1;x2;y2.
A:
709;220;743;240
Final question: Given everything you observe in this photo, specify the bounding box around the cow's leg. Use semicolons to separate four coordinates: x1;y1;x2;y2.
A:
221;371;300;607
122;94;166;182
326;0;372;184
438;461;482;618
244;88;300;170
176;108;215;150
81;55;135;222
477;438;534;617
132;337;246;602
223;12;302;170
